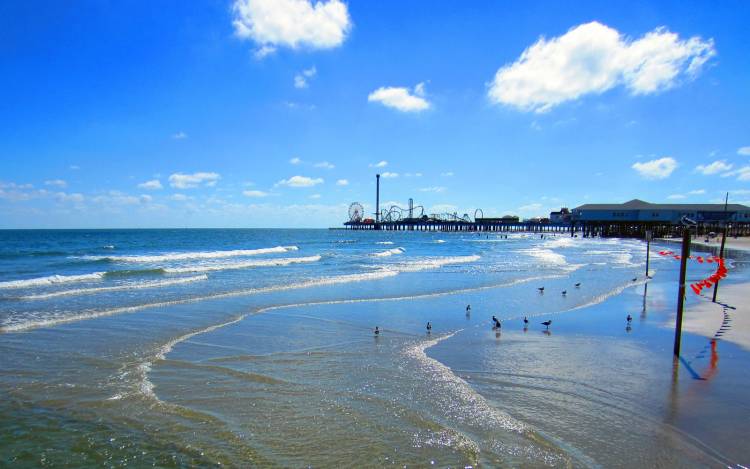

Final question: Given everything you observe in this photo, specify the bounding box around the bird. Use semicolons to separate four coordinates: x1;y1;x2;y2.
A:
426;322;432;333
374;326;380;336
575;282;581;287
632;277;638;282
562;290;567;295
523;316;529;325
538;287;545;292
626;314;632;323
542;320;552;329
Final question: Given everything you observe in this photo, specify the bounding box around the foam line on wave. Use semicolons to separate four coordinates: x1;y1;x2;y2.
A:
78;245;299;263
19;275;209;300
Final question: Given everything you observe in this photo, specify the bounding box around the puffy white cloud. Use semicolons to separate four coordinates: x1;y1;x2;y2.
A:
140;194;153;204
290;157;302;165
314;161;335;169
44;179;67;188
369;160;388;168
488;22;715;112
722;166;750;181
172;131;188;140
380;172;398;178
737;146;750;156
294;66;317;88
232;0;351;56
695;160;732;175
168;172;220;189
243;190;269;197
138;179;163;190
276;175;324;187
368;83;431;112
335;179;349;186
632;157;677;179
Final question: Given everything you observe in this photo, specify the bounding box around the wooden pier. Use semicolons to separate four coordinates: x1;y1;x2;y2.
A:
344;218;573;234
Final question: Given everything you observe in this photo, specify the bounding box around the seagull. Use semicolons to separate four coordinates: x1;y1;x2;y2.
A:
538;287;545;293
426;322;432;333
374;326;380;336
626;314;632;323
575;282;581;287
541;320;552;329
523;316;529;325
632;277;638;282
562;290;567;295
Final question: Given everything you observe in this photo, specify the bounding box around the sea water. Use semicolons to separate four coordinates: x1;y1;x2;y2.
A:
0;229;748;467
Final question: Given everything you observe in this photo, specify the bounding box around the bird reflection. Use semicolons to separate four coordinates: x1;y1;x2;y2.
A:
542;330;551;336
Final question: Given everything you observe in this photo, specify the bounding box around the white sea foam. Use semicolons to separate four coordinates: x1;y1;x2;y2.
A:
375;241;394;245
84;245;299;263
394;255;481;272
373;247;405;257
519;248;567;265
0;272;105;289
20;275;208;300
434;239;446;243
163;255;321;273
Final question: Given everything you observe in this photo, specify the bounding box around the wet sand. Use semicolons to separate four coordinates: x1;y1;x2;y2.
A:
681;282;750;351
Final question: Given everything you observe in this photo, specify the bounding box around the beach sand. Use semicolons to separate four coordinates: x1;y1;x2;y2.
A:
681;282;749;351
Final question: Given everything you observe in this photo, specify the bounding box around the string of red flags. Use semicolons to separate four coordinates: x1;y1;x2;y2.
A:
657;251;728;295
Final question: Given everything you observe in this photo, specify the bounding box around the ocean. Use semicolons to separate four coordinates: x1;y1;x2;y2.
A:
1;229;748;467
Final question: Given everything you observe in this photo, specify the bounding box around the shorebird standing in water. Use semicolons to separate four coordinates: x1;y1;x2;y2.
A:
562;290;567;296
632;277;638;282
538;287;545;293
523;316;529;325
626;314;632;324
575;282;581;287
541;320;552;329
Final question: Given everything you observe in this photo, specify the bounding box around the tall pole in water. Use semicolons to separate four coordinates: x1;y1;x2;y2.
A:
674;227;691;357
375;174;380;229
712;193;729;302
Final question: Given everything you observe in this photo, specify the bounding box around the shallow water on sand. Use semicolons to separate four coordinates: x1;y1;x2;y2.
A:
1;229;748;467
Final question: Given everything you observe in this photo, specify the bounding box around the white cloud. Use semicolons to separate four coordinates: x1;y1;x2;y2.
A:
335;179;349;186
632;157;677;180
737;146;750;156
44;179;67;188
667;194;686;200
368;83;431;112
172;131;188;140
168;172;221;189
55;192;84;203
138;179;163;190
243;190;269;197
276;175;324;187
419;186;446;193
232;0;351;57
488;21;715;112
695;160;732;175
290;157;302;165
140;194;153;204
440;171;454;177
380;172;398;178
722;166;750;181
370;161;388;168
294;66;317;88
688;189;706;195
314;161;335;169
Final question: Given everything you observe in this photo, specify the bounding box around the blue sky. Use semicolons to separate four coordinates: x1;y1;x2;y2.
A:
1;0;749;228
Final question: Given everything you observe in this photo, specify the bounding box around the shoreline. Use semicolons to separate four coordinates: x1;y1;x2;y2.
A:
678;282;750;352
658;235;750;253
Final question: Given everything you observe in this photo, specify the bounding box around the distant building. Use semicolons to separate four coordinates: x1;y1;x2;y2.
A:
549;207;571;224
572;199;750;224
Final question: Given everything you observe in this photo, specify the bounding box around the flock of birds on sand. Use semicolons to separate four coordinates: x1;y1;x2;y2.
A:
374;277;642;336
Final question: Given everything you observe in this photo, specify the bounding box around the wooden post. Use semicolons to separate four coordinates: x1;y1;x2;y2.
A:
712;193;729;303
674;227;691;357
645;229;652;277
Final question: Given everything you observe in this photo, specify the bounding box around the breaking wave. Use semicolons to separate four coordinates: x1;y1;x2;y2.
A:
373;247;405;257
80;245;299;263
19;275;208;300
163;255;321;273
0;272;105;289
